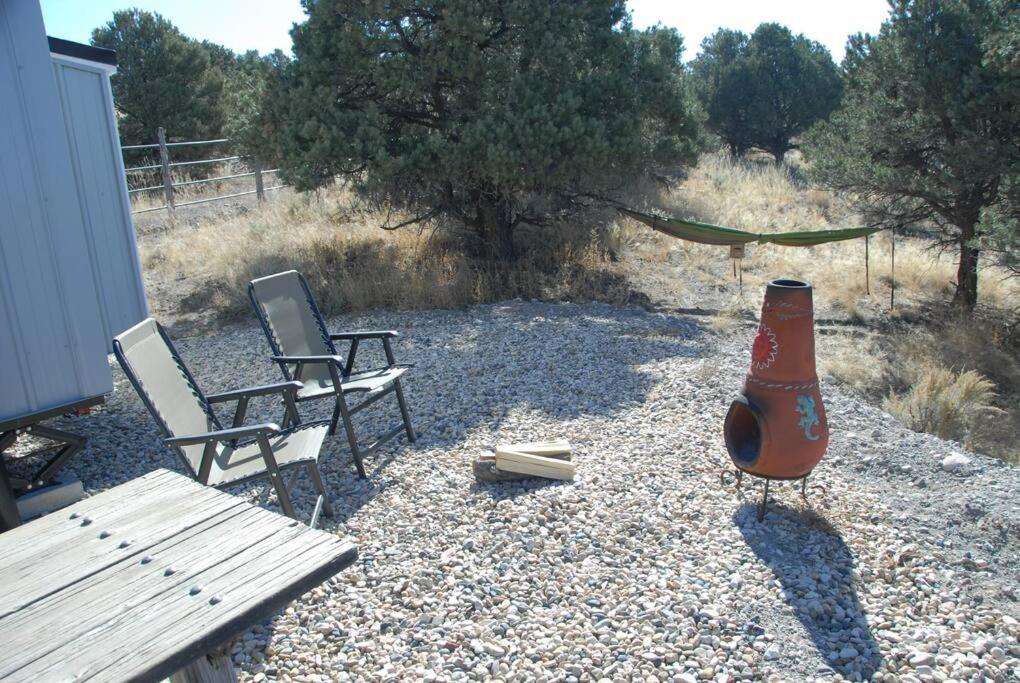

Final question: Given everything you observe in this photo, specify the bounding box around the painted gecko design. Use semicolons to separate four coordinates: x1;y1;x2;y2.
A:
796;395;820;441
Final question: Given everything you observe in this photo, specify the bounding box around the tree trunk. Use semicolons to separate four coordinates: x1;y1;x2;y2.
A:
954;222;979;310
771;145;786;165
476;193;515;261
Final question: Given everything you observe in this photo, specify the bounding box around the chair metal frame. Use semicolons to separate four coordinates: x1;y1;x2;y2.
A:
248;271;416;479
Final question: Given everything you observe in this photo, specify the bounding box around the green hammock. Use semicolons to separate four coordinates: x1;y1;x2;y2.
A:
618;207;883;247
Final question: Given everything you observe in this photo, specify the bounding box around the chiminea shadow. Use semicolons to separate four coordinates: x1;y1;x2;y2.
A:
734;502;883;679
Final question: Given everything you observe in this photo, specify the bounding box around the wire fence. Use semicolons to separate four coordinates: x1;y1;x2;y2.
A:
123;127;285;215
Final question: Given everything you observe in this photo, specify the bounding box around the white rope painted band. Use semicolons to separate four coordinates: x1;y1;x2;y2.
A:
746;376;818;391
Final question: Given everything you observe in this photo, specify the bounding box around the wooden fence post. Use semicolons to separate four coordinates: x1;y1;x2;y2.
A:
254;159;265;202
157;127;175;216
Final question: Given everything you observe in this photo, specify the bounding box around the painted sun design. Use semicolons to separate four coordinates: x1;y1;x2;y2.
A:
751;323;778;369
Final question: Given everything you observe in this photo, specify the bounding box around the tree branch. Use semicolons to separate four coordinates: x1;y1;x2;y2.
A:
390;20;420;56
380;207;442;230
477;19;509;50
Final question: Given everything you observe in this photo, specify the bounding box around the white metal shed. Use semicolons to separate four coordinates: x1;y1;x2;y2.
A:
0;0;147;528
49;36;148;343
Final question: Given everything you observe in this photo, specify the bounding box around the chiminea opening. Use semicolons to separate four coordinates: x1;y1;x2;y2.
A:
769;278;810;288
724;398;762;466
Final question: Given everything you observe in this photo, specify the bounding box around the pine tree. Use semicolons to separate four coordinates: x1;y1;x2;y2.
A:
276;0;705;260
92;10;225;145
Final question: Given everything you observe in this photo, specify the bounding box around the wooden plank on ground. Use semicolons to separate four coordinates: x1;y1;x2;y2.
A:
494;449;576;481
495;440;571;456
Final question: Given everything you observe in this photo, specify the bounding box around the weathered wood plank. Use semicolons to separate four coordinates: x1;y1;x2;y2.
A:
1;489;243;610
169;649;236;683
0;469;357;682
0;469;189;564
18;535;354;681
0;505;271;639
494;449;576;480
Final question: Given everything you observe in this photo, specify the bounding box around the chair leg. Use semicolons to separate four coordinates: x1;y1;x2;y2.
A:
328;398;342;437
393;379;417;443
269;471;297;519
285;467;302;496
257;434;297;519
336;394;367;479
281;401;301;429
306;463;333;517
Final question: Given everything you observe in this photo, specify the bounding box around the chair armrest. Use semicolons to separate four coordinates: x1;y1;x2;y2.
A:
165;423;280;447
331;331;402;371
329;330;399;340
206;381;303;404
271;355;345;365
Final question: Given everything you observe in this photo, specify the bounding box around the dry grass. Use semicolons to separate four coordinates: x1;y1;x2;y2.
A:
817;316;1020;462
884;366;1000;444
707;294;754;333
139;185;632;322
816;333;888;395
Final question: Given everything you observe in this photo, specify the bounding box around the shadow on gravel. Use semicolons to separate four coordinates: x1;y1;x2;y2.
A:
734;502;882;680
469;478;572;501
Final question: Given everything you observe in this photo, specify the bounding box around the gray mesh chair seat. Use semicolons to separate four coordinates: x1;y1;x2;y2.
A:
296;366;409;402
249;271;417;478
205;423;329;487
113;318;334;525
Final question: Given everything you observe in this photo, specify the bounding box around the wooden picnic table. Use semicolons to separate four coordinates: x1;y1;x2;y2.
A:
0;468;358;682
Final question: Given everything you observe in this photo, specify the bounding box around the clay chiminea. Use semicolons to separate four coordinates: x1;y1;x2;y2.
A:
724;279;828;517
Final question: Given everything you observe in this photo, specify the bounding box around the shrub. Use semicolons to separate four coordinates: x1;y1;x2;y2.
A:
885;365;999;444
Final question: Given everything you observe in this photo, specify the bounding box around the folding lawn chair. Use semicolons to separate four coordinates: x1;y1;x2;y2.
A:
113;318;333;525
248;271;416;479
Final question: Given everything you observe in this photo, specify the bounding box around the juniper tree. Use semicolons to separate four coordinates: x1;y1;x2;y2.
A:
690;29;754;157
91;10;224;145
691;24;842;163
221;49;291;165
804;0;1020;309
277;0;705;260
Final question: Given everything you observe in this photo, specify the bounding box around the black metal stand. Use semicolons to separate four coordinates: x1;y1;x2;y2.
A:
721;467;815;522
4;424;87;493
758;479;770;521
0;423;90;532
0;433;20;532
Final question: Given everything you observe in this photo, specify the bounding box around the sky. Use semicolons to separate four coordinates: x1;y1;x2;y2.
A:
40;0;891;62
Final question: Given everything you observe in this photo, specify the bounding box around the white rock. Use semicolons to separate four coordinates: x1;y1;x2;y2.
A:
942;453;971;473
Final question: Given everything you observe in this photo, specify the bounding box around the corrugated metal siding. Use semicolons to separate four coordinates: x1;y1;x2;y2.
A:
0;1;112;425
52;56;148;345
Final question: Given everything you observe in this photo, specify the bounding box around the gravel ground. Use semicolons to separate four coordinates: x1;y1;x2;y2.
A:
15;300;1019;682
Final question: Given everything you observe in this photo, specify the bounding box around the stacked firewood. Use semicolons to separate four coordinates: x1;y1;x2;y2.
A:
472;440;575;482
